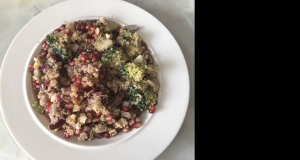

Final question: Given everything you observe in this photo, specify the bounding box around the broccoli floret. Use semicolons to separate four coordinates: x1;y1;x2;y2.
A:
101;47;128;68
31;101;44;113
119;28;133;39
119;63;145;82
128;84;157;111
46;34;72;63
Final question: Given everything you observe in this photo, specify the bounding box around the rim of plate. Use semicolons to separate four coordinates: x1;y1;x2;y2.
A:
0;0;190;160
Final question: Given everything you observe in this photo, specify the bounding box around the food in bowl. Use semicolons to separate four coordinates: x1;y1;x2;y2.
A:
29;18;159;141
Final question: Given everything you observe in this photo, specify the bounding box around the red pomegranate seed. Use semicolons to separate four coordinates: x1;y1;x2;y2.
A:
106;115;114;122
71;76;76;82
86;111;94;119
71;85;79;92
70;60;75;66
80;51;86;55
75;129;82;135
129;119;135;127
64;132;71;139
91;57;97;62
81;55;88;63
149;106;156;113
90;26;96;32
96;112;101;117
134;122;141;128
65;103;74;109
123;128;130;133
99;132;107;138
135;117;141;123
41;50;48;56
84;131;90;140
105;132;110;138
33;81;38;86
141;41;147;47
42;41;48;49
123;106;130;112
92;50;98;55
29;66;34;72
60;24;66;30
65;29;71;35
53;29;60;33
91;33;96;38
76;78;82;84
45;100;52;113
85;25;90;30
80;24;85;30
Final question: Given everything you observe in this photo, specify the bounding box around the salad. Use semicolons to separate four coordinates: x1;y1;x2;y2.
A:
29;18;159;141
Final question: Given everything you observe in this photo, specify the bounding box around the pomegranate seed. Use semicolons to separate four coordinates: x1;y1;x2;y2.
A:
60;24;66;30
76;78;82;84
42;41;48;49
96;112;101;117
123;127;130;133
123;106;130;112
81;55;88;63
107;105;112;110
129;119;135;127
149;106;156;113
90;26;96;32
105;132;110;138
32;81;38;86
65;103;73;109
45;100;52;113
92;50;98;55
85;25;90;30
87;38;93;44
135;117;141;123
134;122;141;128
29;66;34;72
80;24;85;30
82;83;88;89
53;29;60;33
91;57;97;62
106;115;114;122
70;60;75;66
65;29;71;35
99;132;107;138
41;50;48;56
86;111;94;119
64;132;71;139
75;129;82;135
91;33;96;38
71;85;79;92
71;76;76;82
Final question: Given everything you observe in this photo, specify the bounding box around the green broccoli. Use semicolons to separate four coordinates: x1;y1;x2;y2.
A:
101;47;128;68
31;101;44;113
128;84;157;111
46;34;72;63
119;63;145;82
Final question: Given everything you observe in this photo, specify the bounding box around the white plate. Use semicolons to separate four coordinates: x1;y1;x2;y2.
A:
0;0;190;159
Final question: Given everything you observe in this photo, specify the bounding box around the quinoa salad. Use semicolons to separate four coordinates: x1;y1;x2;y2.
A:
29;18;159;141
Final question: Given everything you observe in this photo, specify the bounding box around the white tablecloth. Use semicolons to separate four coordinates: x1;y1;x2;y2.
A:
0;0;194;159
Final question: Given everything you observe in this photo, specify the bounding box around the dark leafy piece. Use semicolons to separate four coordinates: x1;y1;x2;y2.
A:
128;84;157;111
46;34;73;63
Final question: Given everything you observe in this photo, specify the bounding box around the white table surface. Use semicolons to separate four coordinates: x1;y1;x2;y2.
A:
0;0;194;159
